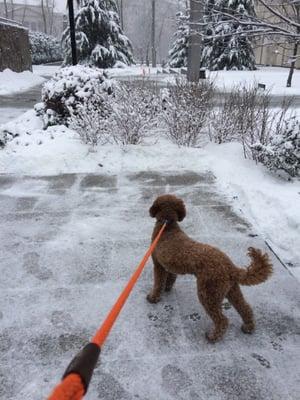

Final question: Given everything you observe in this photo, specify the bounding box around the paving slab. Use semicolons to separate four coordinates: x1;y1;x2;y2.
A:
0;171;299;400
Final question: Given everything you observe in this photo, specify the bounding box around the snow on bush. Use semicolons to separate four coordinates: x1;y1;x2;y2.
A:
210;84;272;153
67;80;160;146
253;116;300;178
210;85;296;160
109;81;160;145
68;94;112;146
29;31;62;64
162;78;214;147
38;65;114;128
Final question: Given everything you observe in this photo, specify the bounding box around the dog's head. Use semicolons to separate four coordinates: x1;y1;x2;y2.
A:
149;195;186;223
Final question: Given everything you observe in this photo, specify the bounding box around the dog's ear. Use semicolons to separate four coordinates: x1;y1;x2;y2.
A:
149;203;159;218
176;198;186;221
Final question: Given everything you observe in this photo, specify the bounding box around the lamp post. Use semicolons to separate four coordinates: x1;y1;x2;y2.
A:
67;0;77;65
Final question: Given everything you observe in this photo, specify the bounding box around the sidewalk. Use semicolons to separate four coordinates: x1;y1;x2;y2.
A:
0;171;299;399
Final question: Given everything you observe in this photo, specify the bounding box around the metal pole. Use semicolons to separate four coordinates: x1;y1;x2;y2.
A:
68;0;77;65
120;0;124;30
151;0;156;67
187;0;202;82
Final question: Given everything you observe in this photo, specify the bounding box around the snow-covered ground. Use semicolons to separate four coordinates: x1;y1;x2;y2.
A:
105;65;300;96
206;142;300;280
109;65;300;96
0;69;45;96
32;64;62;78
1;110;299;281
3;65;299;97
209;67;300;96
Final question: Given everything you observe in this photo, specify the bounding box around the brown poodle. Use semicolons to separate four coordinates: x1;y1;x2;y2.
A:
147;194;273;342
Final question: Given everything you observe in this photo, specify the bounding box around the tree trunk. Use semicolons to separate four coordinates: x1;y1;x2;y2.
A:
10;0;14;19
187;0;202;82
3;0;8;18
151;0;156;67
41;0;47;33
49;0;55;35
286;42;298;87
21;4;27;24
287;6;300;88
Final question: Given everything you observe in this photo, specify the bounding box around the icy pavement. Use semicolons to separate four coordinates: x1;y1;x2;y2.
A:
0;171;299;400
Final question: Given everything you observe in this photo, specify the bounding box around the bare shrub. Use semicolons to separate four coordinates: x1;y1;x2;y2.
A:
109;80;161;145
162;78;215;147
68;93;112;146
211;84;295;162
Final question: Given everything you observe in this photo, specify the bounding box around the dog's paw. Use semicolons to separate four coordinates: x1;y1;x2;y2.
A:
241;322;255;334
205;331;219;343
146;293;160;304
205;330;225;343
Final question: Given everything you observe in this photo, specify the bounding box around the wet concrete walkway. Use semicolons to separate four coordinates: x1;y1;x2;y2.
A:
0;171;299;399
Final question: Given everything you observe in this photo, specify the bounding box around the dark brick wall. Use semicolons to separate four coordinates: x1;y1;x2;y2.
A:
0;21;32;72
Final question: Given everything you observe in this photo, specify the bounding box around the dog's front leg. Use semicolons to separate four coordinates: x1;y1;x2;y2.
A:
147;260;168;304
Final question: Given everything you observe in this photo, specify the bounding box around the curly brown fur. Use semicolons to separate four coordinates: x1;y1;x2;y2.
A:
147;194;273;343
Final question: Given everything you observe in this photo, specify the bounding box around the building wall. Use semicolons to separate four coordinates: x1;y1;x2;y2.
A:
0;2;65;38
254;1;300;69
0;17;32;72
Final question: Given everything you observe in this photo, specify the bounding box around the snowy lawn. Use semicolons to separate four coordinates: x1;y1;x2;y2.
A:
0;69;45;96
1;110;299;281
162;66;300;96
210;67;300;96
32;64;61;78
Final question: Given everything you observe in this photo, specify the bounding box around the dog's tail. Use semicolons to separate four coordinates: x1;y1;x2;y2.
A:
234;247;273;286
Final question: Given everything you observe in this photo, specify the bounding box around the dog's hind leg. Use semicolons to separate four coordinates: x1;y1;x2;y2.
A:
226;283;255;334
165;273;177;292
147;260;168;303
197;277;229;343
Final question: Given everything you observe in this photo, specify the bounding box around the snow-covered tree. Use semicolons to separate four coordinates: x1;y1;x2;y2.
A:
201;0;256;70
168;11;189;68
62;0;134;68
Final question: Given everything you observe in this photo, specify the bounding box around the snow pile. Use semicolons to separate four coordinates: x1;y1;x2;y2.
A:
29;31;62;64
206;142;300;280
0;110;44;147
0;68;45;96
0;110;205;175
38;65;114;127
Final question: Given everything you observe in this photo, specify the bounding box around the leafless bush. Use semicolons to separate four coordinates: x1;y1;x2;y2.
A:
162;77;215;147
110;80;161;145
211;84;295;162
68;93;112;146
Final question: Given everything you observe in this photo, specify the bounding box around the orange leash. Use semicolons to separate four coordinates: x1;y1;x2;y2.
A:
48;222;166;400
